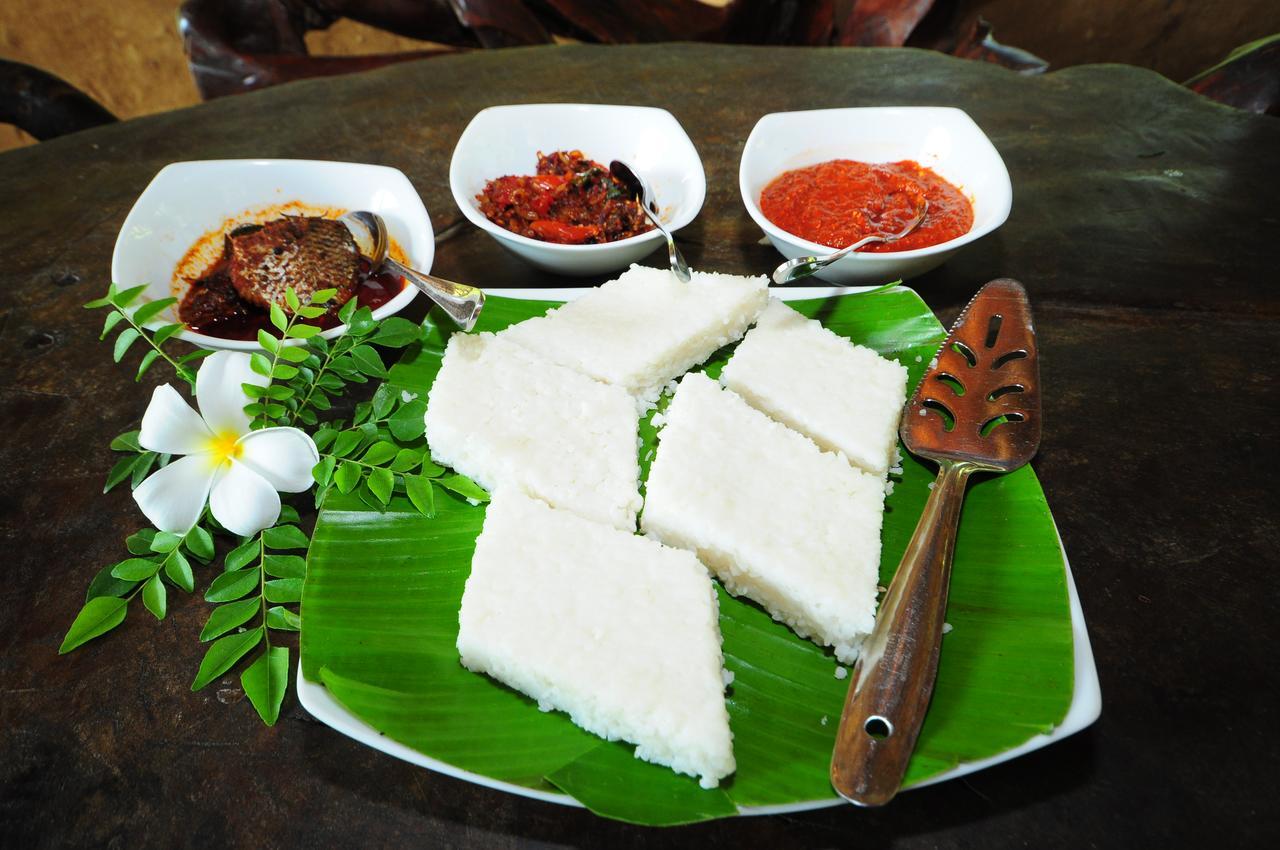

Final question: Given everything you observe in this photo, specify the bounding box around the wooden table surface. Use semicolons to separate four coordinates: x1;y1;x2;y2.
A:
2;44;1277;848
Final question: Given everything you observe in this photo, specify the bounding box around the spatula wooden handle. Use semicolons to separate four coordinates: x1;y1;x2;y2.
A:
830;459;974;806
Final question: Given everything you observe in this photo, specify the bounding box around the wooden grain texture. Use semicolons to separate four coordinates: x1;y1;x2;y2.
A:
1;44;1277;848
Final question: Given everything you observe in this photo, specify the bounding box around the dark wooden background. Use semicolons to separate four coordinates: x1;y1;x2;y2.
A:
1;45;1277;848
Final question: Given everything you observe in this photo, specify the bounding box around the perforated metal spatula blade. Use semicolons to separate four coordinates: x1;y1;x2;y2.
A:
830;278;1041;807
903;277;1041;469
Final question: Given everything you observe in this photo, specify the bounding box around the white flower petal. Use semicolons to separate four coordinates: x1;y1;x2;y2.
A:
209;460;281;537
237;427;319;493
132;454;217;533
138;384;213;455
196;351;266;437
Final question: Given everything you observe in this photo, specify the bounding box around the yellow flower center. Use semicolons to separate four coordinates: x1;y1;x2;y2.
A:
207;431;243;466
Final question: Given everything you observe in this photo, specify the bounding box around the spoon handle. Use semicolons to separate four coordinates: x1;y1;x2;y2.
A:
829;459;973;806
387;258;485;332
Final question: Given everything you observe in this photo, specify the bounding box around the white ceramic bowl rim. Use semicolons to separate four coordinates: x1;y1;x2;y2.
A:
740;107;1011;261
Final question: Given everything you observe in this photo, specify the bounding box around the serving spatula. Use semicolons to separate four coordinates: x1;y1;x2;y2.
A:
830;278;1041;806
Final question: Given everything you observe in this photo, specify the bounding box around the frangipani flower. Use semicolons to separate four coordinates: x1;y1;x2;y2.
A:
132;351;318;537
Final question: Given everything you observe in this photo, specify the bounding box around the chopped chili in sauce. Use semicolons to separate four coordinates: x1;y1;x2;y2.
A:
759;160;974;252
477;150;654;245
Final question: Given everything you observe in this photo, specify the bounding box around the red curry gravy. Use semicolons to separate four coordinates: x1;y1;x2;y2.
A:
759;160;973;252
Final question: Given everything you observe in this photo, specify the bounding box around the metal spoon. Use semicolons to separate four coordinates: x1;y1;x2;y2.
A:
771;200;929;285
608;160;692;283
340;211;485;331
830;278;1041;806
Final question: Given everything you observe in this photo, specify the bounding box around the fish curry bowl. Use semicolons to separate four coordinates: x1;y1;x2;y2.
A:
111;159;432;351
739;107;1012;286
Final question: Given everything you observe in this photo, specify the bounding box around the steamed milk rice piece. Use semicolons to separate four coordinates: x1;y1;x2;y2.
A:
424;332;641;530
642;373;885;663
501;264;768;405
457;489;735;789
719;299;909;477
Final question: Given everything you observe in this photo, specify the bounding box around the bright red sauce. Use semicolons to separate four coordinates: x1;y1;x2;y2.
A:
759;160;974;252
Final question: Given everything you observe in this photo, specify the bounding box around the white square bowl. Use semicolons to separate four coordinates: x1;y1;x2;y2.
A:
111;159;431;351
449;104;706;276
739;107;1012;285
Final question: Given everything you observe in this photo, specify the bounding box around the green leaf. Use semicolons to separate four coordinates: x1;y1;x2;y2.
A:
59;596;128;654
272;363;300;380
270;302;288;332
278;504;300;525
297;305;327;319
286;323;322;340
349;345;387;378
404;475;436;518
250;353;273;377
100;310;125;339
142;575;167;620
337;296;359;324
110;430;143;452
111;284;149;308
132;297;178;326
179;349;214;365
312;456;337;487
372;316;422;348
312;427;338;451
124;527;156;555
420;457;445;478
135;349;161;381
311;287;338;305
360;441;399;466
104;456;139;492
113;328;140;362
84;293;113;309
128;452;158;489
366;467;394;505
370;384;396;420
332;430;362;457
263;525;309;551
149;531;183;553
110;557;160;581
242;645;289;726
267;605;301;632
334;461;361;494
86;563;137;601
165;549;195;593
225;538;260;572
435;474;490;503
185;526;216;561
278;344;311;362
347;306;376;336
258;329;280;354
206;567;259;602
264;383;294;400
264;554;307;579
191;627;263;691
265;578;303;604
285;287;301;312
199;598;260;641
153;323;184;346
390;448;423;473
388;400;428;441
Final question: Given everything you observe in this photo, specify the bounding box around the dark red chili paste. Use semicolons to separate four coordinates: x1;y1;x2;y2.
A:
759;160;974;252
477;150;654;245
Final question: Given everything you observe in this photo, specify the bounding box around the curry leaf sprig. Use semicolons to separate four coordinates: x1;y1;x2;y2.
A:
67;281;489;726
85;284;210;389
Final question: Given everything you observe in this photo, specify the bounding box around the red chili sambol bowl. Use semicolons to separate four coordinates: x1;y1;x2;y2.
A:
739;107;1012;286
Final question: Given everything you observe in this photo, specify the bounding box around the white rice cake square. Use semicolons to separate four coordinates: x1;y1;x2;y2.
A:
719;299;910;477
642;373;885;663
501;264;769;405
424;332;641;530
457;489;735;789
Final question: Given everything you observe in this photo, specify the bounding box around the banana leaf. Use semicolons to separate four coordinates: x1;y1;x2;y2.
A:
300;286;1074;825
